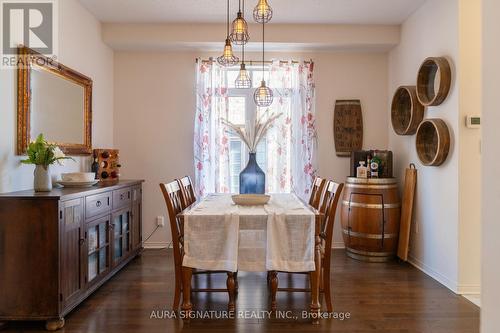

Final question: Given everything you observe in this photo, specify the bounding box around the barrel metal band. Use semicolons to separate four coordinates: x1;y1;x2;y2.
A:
345;183;398;190
342;200;401;209
342;229;398;239
346;247;394;257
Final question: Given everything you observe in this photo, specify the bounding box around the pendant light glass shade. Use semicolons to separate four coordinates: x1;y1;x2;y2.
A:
254;80;273;107
217;38;239;67
230;11;249;45
235;63;252;88
253;0;273;23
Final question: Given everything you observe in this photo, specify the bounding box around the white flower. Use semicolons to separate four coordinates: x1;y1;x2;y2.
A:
53;146;65;159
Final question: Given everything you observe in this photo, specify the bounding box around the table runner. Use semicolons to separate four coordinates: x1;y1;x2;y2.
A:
182;193;315;272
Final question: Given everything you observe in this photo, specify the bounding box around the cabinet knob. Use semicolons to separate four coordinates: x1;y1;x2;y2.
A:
79;238;85;246
96;201;102;207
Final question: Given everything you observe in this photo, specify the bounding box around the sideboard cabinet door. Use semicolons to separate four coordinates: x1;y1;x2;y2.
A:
111;208;131;267
59;198;85;309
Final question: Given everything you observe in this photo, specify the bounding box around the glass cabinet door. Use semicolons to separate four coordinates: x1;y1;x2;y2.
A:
112;209;131;265
87;216;110;284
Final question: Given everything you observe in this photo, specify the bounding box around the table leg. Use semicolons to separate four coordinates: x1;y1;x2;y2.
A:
310;233;321;324
227;272;236;312
270;271;278;312
181;266;193;322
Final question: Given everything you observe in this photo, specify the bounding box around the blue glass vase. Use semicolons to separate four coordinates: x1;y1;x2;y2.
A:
239;152;265;194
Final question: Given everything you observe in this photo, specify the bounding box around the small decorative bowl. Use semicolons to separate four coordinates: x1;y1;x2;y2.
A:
61;172;95;182
231;194;270;206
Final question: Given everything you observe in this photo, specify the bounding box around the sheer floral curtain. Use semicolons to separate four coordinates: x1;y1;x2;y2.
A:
193;59;230;196
194;59;317;199
266;60;318;200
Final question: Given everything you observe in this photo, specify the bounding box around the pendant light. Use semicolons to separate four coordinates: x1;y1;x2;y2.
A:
253;18;273;107
235;44;252;88
218;0;239;67
253;0;272;24
230;0;249;45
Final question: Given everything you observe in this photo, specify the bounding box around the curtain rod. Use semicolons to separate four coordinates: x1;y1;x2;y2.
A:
197;58;313;65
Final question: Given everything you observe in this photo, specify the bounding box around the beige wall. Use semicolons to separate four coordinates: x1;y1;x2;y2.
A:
388;0;461;291
481;0;500;330
388;0;482;295
458;0;482;296
0;0;114;192
114;51;389;248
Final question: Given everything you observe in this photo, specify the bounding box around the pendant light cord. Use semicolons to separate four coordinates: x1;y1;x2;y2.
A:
226;0;230;37
262;16;265;76
241;0;245;63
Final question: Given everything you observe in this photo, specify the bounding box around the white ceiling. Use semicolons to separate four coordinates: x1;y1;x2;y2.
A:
78;0;427;25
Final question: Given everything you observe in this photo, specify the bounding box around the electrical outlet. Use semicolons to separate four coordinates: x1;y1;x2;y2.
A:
156;216;165;227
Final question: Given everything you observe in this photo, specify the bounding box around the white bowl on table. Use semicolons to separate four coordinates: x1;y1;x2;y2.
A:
58;172;98;188
61;172;95;182
231;194;270;206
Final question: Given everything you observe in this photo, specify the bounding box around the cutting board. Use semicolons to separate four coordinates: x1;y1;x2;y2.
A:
334;100;363;157
397;164;418;261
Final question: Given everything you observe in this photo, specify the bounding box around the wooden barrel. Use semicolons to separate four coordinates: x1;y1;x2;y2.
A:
340;177;401;262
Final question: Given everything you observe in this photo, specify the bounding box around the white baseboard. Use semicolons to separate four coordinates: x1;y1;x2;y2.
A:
407;254;458;293
463;294;481;307
333;241;345;249
144;241;171;249
145;241;346;250
457;284;481;295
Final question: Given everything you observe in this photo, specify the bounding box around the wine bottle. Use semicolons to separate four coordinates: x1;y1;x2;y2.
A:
91;153;99;180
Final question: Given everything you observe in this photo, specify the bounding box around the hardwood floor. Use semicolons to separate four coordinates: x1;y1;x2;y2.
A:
2;249;479;333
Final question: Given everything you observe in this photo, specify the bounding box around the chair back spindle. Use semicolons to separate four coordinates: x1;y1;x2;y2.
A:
309;177;327;210
177;176;196;209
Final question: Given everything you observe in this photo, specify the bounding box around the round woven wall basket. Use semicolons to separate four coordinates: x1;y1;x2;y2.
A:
391;86;424;135
415;119;450;166
416;57;451;106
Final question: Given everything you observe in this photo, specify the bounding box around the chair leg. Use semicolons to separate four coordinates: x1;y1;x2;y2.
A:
227;272;236;312
270;271;278;312
323;264;333;312
173;265;182;311
234;271;239;293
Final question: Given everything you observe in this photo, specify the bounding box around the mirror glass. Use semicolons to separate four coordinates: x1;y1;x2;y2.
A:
30;66;86;144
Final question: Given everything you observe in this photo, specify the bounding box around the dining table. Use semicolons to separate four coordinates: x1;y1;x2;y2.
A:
177;193;323;324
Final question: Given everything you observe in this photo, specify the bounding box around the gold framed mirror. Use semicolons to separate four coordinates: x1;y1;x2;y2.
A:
17;46;92;155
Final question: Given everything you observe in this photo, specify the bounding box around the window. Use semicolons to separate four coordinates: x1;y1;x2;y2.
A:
224;66;270;193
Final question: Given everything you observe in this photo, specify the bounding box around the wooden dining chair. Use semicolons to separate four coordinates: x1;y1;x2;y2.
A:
270;180;344;313
309;176;327;210
160;181;237;311
177;176;196;209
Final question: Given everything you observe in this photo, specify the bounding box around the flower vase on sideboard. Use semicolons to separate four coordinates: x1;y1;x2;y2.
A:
34;165;52;192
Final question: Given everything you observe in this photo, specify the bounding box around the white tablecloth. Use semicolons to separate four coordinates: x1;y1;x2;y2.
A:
182;193;315;272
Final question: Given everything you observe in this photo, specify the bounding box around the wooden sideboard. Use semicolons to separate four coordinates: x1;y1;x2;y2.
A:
0;180;144;330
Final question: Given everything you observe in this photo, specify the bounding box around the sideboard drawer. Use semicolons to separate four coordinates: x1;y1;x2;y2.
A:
113;187;131;210
86;192;112;219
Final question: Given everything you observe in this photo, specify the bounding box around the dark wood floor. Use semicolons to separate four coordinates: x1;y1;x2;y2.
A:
2;249;479;333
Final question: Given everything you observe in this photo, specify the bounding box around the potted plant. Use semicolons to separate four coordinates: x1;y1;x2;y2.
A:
21;134;74;192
